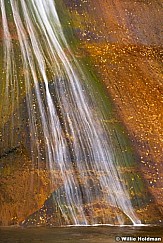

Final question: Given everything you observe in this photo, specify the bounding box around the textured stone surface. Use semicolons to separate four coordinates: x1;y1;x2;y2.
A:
62;0;163;220
0;0;162;225
0;147;63;226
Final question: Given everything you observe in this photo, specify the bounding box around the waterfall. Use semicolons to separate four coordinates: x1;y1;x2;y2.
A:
0;0;141;225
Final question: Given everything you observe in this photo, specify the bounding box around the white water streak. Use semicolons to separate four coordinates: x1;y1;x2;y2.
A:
1;0;19;145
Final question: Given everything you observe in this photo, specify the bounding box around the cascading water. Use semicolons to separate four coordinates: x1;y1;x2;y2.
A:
0;0;141;225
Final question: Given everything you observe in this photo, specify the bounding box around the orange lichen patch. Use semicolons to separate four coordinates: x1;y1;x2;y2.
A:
150;188;163;206
80;0;162;45
0;18;31;41
83;200;132;225
0;20;18;40
136;203;162;224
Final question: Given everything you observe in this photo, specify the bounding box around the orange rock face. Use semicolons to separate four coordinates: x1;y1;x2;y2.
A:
64;0;163;216
0;0;162;225
0;147;64;226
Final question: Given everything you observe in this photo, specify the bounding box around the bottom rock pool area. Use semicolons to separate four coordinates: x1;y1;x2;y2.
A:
0;225;163;243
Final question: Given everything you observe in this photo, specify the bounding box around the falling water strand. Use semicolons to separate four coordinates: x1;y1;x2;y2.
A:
1;0;141;225
0;0;20;147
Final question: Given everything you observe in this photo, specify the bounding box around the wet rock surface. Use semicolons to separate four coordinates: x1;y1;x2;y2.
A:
62;0;163;221
0;0;162;226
